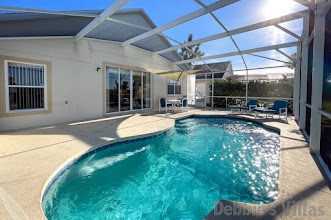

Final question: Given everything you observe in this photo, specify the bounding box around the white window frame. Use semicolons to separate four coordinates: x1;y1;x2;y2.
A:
4;60;48;113
167;79;182;96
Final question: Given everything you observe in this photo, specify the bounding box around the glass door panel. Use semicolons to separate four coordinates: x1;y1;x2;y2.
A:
320;9;331;172
143;72;151;108
120;68;131;111
132;70;142;110
106;67;119;113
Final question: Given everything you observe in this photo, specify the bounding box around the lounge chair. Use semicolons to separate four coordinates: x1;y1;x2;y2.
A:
228;99;258;114
159;98;172;113
253;100;288;119
176;98;188;112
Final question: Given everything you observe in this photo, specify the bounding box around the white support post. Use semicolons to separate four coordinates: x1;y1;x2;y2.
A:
247;53;292;64
205;73;207;108
324;0;331;15
233;65;288;71
155;10;307;55
121;0;239;46
212;72;214;108
299;13;310;130
306;28;315;46
174;41;299;65
275;49;295;61
74;0;131;41
310;0;326;154
294;42;302;121
274;24;303;40
245;70;248;105
292;0;316;10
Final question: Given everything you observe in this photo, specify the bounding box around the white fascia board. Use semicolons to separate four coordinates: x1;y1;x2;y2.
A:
0;36;73;40
155;10;307;55
121;0;239;46
0;5;151;31
0;5;96;17
174;41;299;64
74;0;131;41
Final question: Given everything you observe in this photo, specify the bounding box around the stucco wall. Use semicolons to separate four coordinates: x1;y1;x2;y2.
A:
0;38;186;131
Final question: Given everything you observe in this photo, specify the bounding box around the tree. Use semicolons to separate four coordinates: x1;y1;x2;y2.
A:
285;53;297;69
179;34;205;68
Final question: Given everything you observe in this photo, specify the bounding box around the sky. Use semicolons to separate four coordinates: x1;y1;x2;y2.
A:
0;0;307;75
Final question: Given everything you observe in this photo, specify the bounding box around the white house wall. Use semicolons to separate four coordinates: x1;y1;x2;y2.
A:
223;62;233;78
0;38;185;131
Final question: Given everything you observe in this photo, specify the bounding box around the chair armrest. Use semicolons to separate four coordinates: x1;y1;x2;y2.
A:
279;108;287;113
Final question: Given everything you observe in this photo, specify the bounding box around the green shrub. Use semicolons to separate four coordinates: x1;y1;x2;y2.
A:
210;77;294;113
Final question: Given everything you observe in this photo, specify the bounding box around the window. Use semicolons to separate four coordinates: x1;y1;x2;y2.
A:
167;79;181;95
105;66;151;114
5;61;47;112
322;8;331;113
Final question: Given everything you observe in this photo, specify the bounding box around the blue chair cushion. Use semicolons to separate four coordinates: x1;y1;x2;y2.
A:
160;98;166;107
228;106;242;109
271;100;288;111
270;100;288;114
247;100;258;109
183;99;187;107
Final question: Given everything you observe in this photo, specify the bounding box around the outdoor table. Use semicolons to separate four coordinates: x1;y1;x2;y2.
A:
253;107;275;119
167;99;181;112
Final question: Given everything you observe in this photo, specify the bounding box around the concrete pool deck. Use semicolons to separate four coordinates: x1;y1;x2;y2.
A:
0;109;330;219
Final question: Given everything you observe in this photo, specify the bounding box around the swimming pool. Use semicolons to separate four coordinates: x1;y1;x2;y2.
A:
42;117;280;219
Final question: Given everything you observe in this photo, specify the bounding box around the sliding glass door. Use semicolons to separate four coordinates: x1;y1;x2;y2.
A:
132;70;142;110
120;68;131;111
143;72;151;109
105;67;119;113
105;66;151;114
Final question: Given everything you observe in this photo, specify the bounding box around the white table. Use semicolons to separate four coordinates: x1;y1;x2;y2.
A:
167;99;181;112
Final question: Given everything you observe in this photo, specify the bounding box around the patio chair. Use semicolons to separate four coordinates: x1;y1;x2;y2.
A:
253;100;288;120
176;98;188;112
159;98;172;113
228;99;258;114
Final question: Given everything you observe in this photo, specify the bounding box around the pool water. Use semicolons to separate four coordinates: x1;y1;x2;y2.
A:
42;117;280;219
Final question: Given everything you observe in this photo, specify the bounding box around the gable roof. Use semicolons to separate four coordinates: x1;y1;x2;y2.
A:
0;8;189;70
193;61;231;74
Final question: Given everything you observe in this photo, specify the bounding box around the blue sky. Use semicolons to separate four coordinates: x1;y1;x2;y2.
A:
1;0;306;75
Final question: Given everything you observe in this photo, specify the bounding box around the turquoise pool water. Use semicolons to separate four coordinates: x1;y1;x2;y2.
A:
42;117;280;219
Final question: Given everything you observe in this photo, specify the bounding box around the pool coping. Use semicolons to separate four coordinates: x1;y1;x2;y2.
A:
40;113;282;219
39;126;173;217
